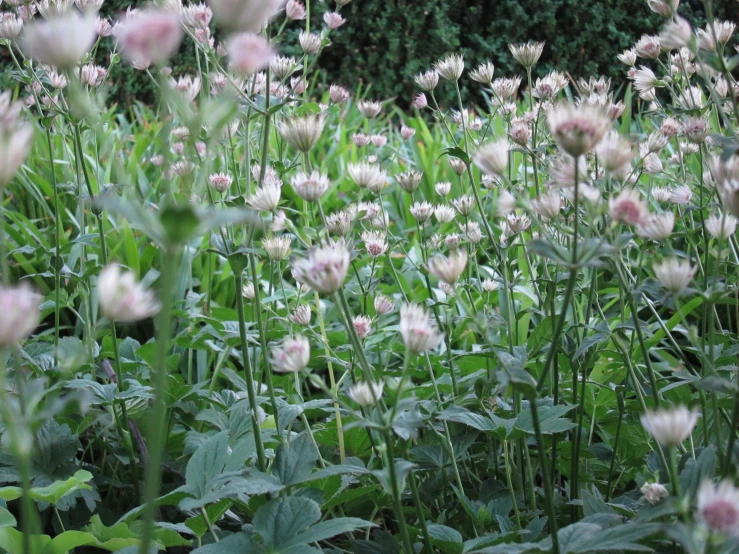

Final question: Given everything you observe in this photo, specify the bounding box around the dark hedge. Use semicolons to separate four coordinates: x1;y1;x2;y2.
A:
1;0;737;109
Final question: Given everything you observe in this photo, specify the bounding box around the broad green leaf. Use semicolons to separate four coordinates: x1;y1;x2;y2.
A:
281;517;375;549
252;496;321;548
274;431;319;486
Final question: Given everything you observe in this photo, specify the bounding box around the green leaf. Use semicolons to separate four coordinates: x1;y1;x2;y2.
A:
427;524;463;554
274;431;319;486
0;470;93;506
437;406;496;432
184;431;230;499
568;523;660;552
680;446;715;501
191;532;256;554
252;496;321;548
281;517;375;549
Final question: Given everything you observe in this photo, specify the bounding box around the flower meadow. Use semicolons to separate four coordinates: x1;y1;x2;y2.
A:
2;0;739;552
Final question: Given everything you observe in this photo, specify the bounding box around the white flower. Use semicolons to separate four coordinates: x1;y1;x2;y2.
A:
474;139;509;177
97;264;161;323
641;482;669;504
290;304;311;326
706;213;738;239
348;381;383;407
291;239;351;295
262;236;292;261
697;480;739;536
547;102;611;157
348;162;387;192
636;212;674;241
247;183;281;212
400;303;444;354
509;41;544;68
428;249;468;285
0;283;41;347
278;114;326;153
290;170;329;202
609;188;648;226
270;335;310;373
21;12;96;70
640;406;699;446
653;258;696;293
373;294;395;315
0;125;33;187
434;53;464;81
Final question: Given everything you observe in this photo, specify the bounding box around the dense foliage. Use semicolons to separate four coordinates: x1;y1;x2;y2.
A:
2;0;739;553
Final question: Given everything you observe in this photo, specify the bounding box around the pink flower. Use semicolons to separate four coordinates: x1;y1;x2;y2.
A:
323;11;345;29
114;9;183;69
20;12;96;70
227;32;273;76
0;283;41;347
413;93;428;109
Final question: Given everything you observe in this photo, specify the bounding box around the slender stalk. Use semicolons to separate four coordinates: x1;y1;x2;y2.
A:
138;246;180;554
233;271;268;472
45;129;61;366
529;398;559;554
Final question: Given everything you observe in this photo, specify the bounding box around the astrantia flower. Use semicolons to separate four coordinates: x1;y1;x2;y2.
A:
270;335;310;373
400;125;415;140
290;170;329;202
428;249;468;285
502;214;531;237
509;41;544;69
0;13;23;39
469;61;495;85
596;132;633;172
706;213;738;239
21;12;96;70
353;315;372;339
114;9;182;69
660;16;692;50
299;30;321;54
415;69;439;91
497;190;517;217
98;264;161;323
434;204;456;223
285;0;305;20
697;480;739;536
348;381;384;407
209;172;233;193
291;239;351;295
400;303;444;354
323;11;345;29
451;195;475;216
262;236;292;261
226;32;273;75
654;257;696;293
396;170;423;194
641;482;669;505
0;124;32;188
641;405;699;446
530;190;561;219
491;76;522;99
635;34;661;59
474;139;509;176
374;294;395;315
348;162;387;192
410;201;434;223
670;185;693;204
637;212;674;241
0;283;41;347
547;102;610;157
326;211;352;236
247;183;281;212
413;93;428;109
242;281;255;299
648;0;679;16
675;86;706;110
278;114;325;153
683;116;708;144
618;48;637;66
290;304;311;326
361;230;387;258
357;100;382;118
609;188;648;225
435;53;464;81
208;0;281;32
329;84;350;103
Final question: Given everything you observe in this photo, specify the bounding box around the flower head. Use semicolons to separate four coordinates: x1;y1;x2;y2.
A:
653;257;696;293
509;41;544;68
270;334;310;373
415;69;439;91
641;482;669;504
641;405;699;446
474;139;509;177
290;170;329;202
636;211;674;241
428;249;468;285
531;190;562;220
323;11;345;29
21;12;95;70
278;114;326;153
357;100;382;118
547;102;611;156
291;239;351;295
396;170;423;194
697;480;739;536
290;304;311;326
247;183;281;212
374;294;395;315
434;54;464;81
706;213;738;239
98;264;161;323
400;303;444;354
348;162;387;192
208;0;281;32
209;172;233;193
262;236;292;261
609;188;648;226
0;283;41;347
114;9;182;69
348;381;384;407
227;32;273;75
470;61;495;85
353;315;372;339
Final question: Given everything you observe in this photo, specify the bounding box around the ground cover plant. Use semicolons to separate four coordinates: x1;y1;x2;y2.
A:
0;0;738;552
